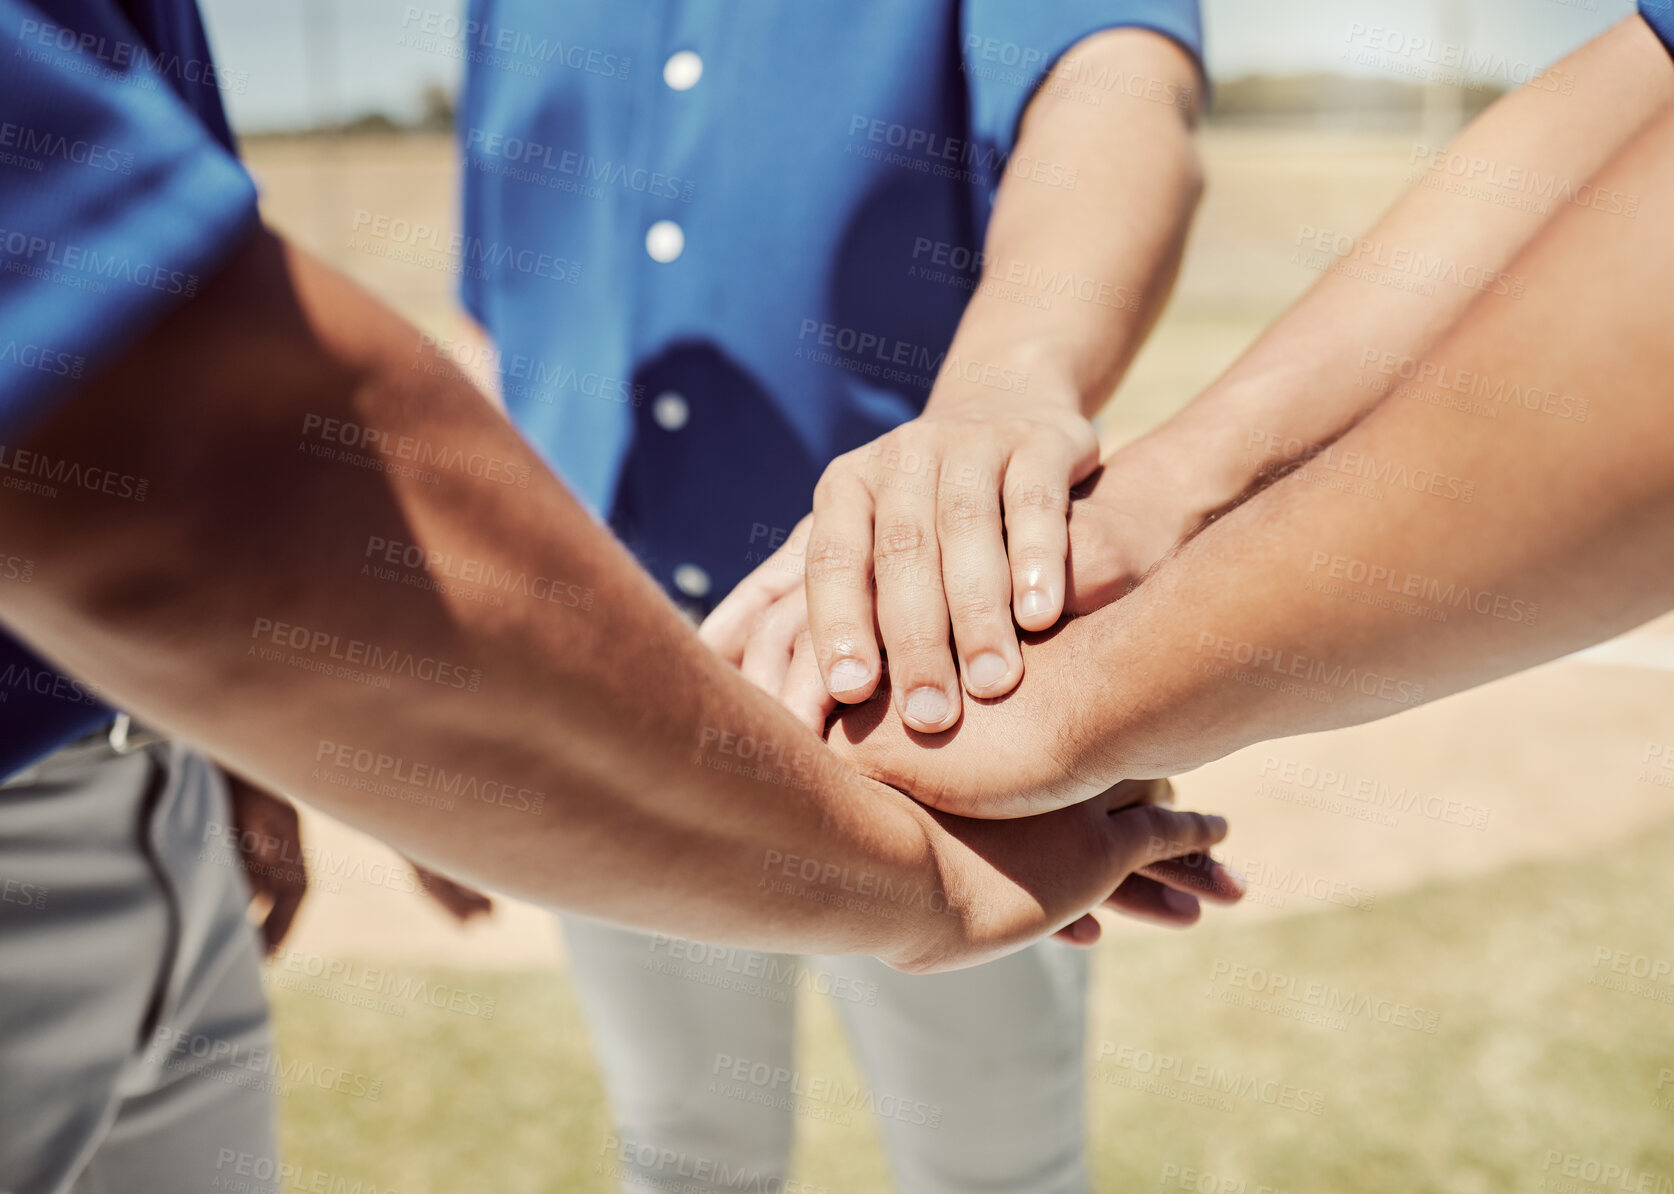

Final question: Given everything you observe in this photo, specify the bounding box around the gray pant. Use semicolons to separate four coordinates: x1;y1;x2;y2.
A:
568;917;1092;1194
0;738;276;1194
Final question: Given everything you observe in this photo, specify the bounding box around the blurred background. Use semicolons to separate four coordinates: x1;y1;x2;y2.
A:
193;0;1674;1190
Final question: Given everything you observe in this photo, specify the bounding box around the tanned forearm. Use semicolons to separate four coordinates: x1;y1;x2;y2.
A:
0;229;965;961
934;26;1203;418
835;102;1674;815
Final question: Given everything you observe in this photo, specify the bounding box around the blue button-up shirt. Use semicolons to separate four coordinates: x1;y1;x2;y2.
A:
460;0;1203;607
0;0;259;777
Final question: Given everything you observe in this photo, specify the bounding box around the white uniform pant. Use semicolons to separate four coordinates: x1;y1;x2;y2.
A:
565;916;1092;1194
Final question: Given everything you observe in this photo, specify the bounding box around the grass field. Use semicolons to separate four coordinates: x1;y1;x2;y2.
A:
274;818;1674;1194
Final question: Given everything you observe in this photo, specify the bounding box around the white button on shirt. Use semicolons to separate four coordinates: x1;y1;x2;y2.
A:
651;55;699;600
663;51;703;91
652;391;690;431
646;220;684;263
673;564;712;599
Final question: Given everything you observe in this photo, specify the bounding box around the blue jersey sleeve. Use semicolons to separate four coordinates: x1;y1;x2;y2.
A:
0;0;260;440
1642;0;1674;58
960;0;1204;158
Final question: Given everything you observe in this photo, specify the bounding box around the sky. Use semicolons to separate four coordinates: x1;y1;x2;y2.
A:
198;0;1639;132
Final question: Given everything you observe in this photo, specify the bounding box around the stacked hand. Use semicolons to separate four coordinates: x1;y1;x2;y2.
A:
705;397;1099;730
701;402;1243;941
703;424;1216;724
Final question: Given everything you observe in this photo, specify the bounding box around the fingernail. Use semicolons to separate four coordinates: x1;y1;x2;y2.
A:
827;658;871;692
905;686;951;725
1162;888;1198;915
1017;589;1053;621
966;651;1009;690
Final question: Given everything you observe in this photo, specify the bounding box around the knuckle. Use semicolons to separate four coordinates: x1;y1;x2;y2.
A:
1008;541;1064;577
812;464;857;509
1000;415;1045;443
806;535;866;583
887;625;953;661
1056;419;1099;457
838;444;875;472
875;517;931;563
859;431;915;475
937;488;997;535
947;590;1004;628
1006;479;1070;517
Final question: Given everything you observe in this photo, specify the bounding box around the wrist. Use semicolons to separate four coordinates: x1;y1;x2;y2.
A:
1128;411;1263;521
1064;427;1239;611
1148;369;1363;519
858;793;968;970
1062;564;1271;780
925;328;1090;417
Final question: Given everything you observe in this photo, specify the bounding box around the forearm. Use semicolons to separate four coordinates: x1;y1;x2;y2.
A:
935;27;1203;416
1083;103;1674;773
0;228;949;960
1120;14;1674;520
840;103;1674;812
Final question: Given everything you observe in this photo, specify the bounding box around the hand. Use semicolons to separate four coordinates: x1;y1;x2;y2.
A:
797;397;1100;732
711;517;1140;816
223;771;494;956
700;431;1211;737
224;770;310;956
703;543;1123;809
825;620;1131;819
1048;777;1243;941
895;782;1241;973
828;451;1258;818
